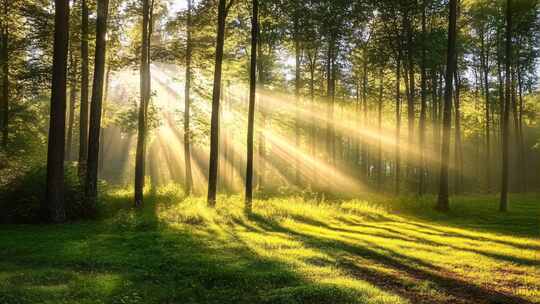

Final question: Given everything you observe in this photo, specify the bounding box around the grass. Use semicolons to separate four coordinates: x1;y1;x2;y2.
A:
0;186;538;304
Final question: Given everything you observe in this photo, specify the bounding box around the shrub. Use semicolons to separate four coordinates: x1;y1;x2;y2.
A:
0;164;87;223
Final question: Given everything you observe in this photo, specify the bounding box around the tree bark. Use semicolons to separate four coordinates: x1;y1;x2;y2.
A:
208;0;233;206
134;0;151;206
500;0;512;212
184;0;194;195
85;0;110;210
45;0;70;223
79;0;89;177
480;28;492;193
395;47;402;194
419;0;427;195
1;2;8;148
436;0;457;211
245;0;258;212
66;51;78;161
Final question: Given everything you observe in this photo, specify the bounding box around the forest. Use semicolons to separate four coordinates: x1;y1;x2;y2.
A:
0;0;539;303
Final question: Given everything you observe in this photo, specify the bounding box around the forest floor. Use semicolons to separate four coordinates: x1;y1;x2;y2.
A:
0;188;539;304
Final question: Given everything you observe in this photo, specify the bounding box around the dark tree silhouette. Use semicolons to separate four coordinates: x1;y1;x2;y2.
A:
45;0;70;223
245;0;258;213
85;0;110;210
436;0;458;211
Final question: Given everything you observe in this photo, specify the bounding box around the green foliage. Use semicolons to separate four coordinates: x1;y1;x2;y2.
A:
0;164;86;223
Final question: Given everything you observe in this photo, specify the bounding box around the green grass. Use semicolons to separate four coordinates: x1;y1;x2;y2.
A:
0;187;539;304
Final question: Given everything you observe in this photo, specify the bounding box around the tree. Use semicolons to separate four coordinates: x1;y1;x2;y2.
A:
45;0;70;223
207;0;235;207
184;0;194;195
500;0;512;212
78;0;89;177
245;0;258;213
134;0;153;207
0;0;8;148
436;0;458;211
85;0;110;210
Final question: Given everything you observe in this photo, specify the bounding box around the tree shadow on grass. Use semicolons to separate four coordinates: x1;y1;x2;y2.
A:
246;213;536;304
0;197;393;304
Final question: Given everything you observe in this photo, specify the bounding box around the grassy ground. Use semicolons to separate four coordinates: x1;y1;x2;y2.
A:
0;187;538;304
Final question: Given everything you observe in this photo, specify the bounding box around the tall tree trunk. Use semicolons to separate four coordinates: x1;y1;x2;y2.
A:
79;0;89;177
245;0;258;212
207;0;233;206
99;64;111;174
134;0;151;206
377;67;383;191
395;47;402;194
436;0;457;211
480;29;492;193
454;72;463;194
66;51;77;161
361;51;368;177
419;0;427;195
184;0;194;194
1;3;8;148
45;0;70;223
405;12;415;182
294;21;301;185
85;0;110;210
500;0;512;212
431;69;439;191
517;63;526;192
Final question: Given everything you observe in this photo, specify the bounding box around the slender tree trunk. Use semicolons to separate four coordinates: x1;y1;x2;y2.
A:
245;0;258;212
395;48;402;194
500;0;512;212
66;52;78;161
85;0;110;210
207;0;232;206
79;0;89;177
1;4;8;148
134;0;151;206
361;51;368;177
184;0;194;194
517;63;526;192
377;67;383;191
294;21;301;185
99;64;111;174
419;1;427;195
45;0;70;223
480;29;492;193
453;72;463;194
436;0;457;211
405;12;415;182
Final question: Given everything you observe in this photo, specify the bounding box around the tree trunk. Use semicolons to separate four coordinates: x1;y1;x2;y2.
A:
453;72;463;194
419;0;427;195
1;3;8;148
66;51;77;161
500;0;512;212
377;67;383;191
134;0;151;206
480;29;492;193
294;21;301;186
395;48;402;194
436;0;457;211
45;0;70;223
79;0;89;177
184;0;194;194
245;0;258;212
405;12;415;182
85;0;110;210
207;0;232;206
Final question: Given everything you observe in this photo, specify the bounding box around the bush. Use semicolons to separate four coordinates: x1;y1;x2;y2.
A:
0;164;87;223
